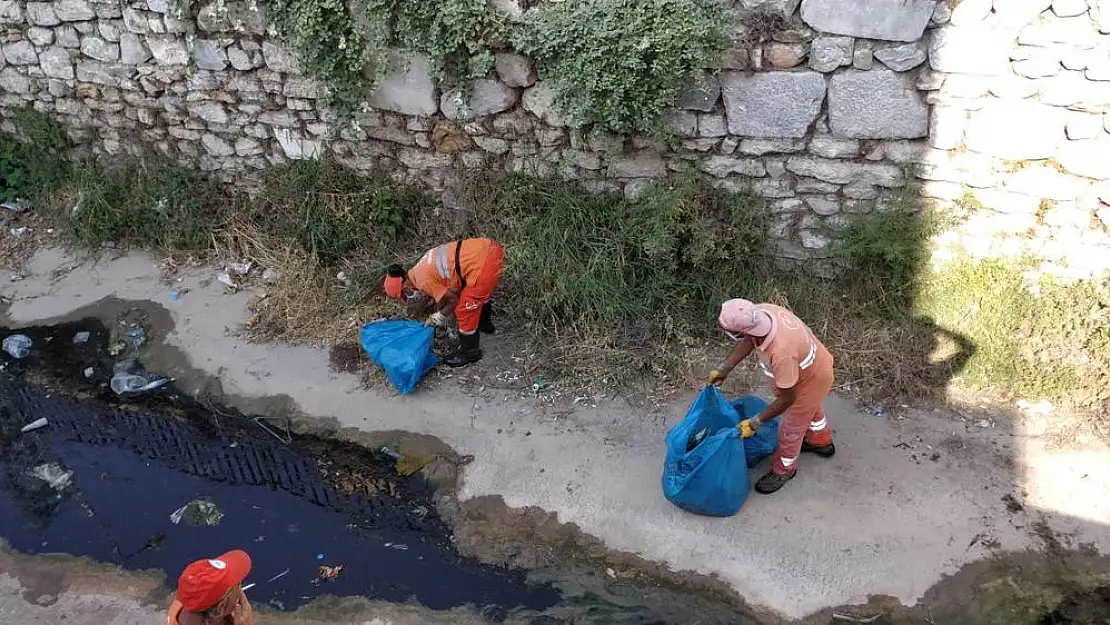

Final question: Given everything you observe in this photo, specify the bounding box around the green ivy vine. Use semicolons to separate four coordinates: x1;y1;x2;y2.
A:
188;0;729;134
513;0;728;135
264;0;504;117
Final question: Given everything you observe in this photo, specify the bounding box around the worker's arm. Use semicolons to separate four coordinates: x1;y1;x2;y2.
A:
436;287;460;315
707;337;756;385
756;384;797;423
722;336;756;370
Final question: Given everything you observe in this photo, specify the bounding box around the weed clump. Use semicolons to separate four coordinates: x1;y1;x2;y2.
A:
57;161;222;252
1;108;72;202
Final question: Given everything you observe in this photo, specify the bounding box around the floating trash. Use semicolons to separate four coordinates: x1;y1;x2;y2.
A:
3;334;32;359
217;270;238;288
30;463;74;492
169;499;225;526
21;417;49;433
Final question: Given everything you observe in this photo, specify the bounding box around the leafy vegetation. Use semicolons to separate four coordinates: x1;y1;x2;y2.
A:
513;0;728;135
0;108;72;202
5;107;1108;413
244;0;730;132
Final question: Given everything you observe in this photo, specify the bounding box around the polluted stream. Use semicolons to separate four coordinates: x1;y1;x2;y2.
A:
0;317;753;624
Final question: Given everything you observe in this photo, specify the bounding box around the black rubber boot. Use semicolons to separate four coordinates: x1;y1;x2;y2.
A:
445;331;482;368
478;302;496;335
754;469;796;495
801;441;836;458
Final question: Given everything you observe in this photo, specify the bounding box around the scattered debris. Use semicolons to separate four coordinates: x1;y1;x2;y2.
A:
229;260;253;276
384;543;408;550
379;446;403;461
1002;493;1025;513
169;500;225;526
267;569;290;583
531;377;547;392
83;367;94;378
976;418;994;428
30;463;74;492
10;226;30;238
121;325;146;351
21;417;48;433
312;564;343;585
168;291;179;301
72;331;90;344
1;199;30;213
110;360;171;395
254;416;292;444
868;404;888;417
217;270;238;289
3;334;32;359
261;268;279;282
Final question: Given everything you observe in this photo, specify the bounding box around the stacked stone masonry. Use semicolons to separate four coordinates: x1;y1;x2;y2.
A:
0;0;1108;277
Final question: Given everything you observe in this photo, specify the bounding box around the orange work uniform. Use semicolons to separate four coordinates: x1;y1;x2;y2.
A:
753;304;835;475
407;238;505;335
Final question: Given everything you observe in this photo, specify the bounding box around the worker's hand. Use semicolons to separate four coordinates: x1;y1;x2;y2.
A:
706;368;728;386
425;312;448;328
738;418;760;439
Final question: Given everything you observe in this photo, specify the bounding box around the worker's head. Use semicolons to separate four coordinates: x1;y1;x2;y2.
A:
176;550;251;619
383;264;410;300
718;299;772;340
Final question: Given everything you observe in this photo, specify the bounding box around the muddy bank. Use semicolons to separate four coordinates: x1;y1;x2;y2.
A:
0;317;762;624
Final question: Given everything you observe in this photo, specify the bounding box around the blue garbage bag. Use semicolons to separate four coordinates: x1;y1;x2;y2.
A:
732;395;780;468
661;386;750;517
359;320;438;394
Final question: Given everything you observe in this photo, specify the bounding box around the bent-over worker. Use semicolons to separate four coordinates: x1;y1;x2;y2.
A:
706;298;835;495
167;549;254;625
383;237;504;367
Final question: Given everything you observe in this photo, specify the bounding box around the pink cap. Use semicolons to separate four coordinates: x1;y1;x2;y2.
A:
718;299;772;337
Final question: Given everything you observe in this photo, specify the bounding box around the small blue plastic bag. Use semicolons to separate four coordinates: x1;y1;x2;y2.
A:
732;395;780;468
359;320;438;394
661;386;750;517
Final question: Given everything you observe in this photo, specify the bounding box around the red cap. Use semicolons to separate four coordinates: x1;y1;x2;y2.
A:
383;275;404;299
176;550;252;612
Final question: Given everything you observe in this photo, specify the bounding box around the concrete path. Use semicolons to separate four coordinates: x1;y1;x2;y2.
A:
5;248;1110;621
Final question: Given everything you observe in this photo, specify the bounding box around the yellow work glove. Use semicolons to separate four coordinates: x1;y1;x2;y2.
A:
738;418;760;439
706;368;728;386
425;312;448;327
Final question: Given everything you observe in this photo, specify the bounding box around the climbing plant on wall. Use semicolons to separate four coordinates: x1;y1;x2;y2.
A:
184;0;729;132
265;0;390;117
263;0;504;118
513;0;728;135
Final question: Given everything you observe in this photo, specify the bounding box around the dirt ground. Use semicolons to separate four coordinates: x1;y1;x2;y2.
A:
3;247;1110;624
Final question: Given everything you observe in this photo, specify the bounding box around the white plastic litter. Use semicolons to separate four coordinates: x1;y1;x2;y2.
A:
21;417;49;433
3;334;32;359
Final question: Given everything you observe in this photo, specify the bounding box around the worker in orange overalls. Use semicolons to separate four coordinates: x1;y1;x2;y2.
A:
167;550;255;625
383;237;505;367
706;298;836;494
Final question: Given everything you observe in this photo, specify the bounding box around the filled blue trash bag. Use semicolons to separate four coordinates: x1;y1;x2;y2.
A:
359;320;438;395
732;395;780;468
661;386;750;517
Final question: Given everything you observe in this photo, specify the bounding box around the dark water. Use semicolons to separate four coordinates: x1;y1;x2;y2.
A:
0;319;557;619
0;318;756;624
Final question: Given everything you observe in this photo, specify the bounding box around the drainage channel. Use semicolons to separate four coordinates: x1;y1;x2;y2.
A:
0;318;752;624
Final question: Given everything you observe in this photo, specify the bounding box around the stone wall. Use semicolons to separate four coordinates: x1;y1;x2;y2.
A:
0;0;1108;277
